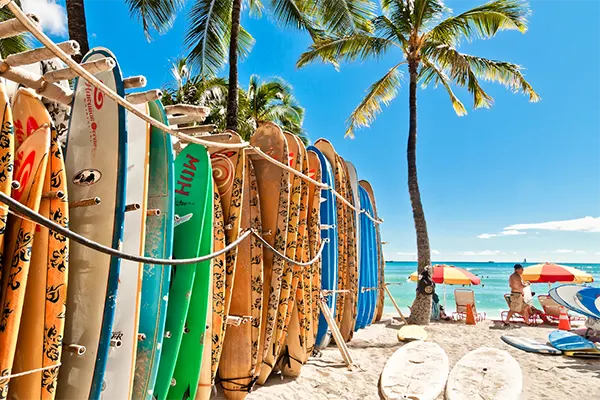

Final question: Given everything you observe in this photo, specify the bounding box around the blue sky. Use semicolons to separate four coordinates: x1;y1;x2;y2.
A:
31;0;600;263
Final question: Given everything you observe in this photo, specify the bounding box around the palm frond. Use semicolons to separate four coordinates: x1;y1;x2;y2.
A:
419;60;467;115
427;0;529;45
238;25;256;59
381;0;412;37
245;0;265;17
372;15;408;46
185;0;233;77
270;0;326;41
297;34;395;68
319;0;377;35
346;62;404;138
412;0;446;32
0;8;29;58
125;0;185;39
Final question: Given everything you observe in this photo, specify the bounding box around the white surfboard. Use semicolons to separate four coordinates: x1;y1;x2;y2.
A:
380;341;449;400
102;103;150;399
59;47;128;400
446;347;522;400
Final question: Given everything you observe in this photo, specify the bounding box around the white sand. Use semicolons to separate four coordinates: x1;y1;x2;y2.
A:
215;316;600;399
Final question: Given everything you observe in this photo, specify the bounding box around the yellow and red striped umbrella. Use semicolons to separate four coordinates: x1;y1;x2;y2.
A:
522;262;594;284
409;264;481;285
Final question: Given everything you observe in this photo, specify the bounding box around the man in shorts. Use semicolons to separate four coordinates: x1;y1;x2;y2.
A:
504;264;531;326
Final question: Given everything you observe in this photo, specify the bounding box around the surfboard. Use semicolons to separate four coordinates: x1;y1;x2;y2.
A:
259;132;302;384
360;186;377;328
132;99;174;400
501;335;562;355
337;159;358;342
563;349;600;358
163;143;213;400
102;102;150;399
549;330;597;351
0;79;14;275
446;347;522;400
60;47;127;400
306;145;337;351
167;144;214;399
218;156;263;400
359;180;384;324
250;123;289;380
280;136;311;377
313;140;346;331
355;186;370;331
0;126;49;399
9;89;69;400
380;341;449;400
576;287;600;319
305;151;322;354
196;182;226;400
550;285;596;319
397;325;427;342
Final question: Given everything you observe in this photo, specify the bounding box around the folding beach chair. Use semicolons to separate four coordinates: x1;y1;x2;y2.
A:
538;295;585;322
501;293;548;324
452;289;486;322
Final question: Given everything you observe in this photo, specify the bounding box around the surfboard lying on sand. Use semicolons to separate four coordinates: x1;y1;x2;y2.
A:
446;347;522;400
397;325;427;342
501;335;561;355
380;341;449;400
549;330;597;351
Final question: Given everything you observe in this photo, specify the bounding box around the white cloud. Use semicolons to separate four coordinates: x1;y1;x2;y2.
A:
505;216;600;233
458;250;503;256
432;250;441;255
22;0;67;36
396;252;415;256
575;250;587;255
478;230;526;239
554;249;573;253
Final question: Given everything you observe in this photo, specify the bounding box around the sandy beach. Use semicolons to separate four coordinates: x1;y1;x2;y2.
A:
214;316;600;399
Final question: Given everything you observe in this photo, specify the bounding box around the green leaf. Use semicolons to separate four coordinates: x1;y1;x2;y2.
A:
419;60;467;115
0;7;30;58
346;62;404;137
125;0;186;39
270;0;325;41
319;0;377;34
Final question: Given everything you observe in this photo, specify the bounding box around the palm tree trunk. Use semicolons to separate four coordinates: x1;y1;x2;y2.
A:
226;0;241;131
406;62;432;325
66;0;89;63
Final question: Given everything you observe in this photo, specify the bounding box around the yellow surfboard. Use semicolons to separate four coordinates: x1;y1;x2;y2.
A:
0;80;15;291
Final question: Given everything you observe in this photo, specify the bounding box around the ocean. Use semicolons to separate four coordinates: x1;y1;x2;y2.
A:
384;261;600;319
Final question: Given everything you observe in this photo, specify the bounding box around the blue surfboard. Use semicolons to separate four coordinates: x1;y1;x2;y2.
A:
307;146;339;350
550;285;597;319
364;188;377;327
549;330;597;351
576;287;600;319
132;99;175;400
355;186;368;331
501;335;562;355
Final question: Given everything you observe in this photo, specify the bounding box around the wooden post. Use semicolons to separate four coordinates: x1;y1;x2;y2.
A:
319;296;353;369
384;284;407;324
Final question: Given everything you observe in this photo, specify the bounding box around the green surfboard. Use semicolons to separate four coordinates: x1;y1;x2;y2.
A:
154;144;213;400
169;145;213;399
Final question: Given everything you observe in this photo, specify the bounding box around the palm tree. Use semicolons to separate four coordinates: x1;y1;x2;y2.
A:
0;5;30;58
186;0;376;131
162;59;307;141
298;0;540;324
65;0;185;62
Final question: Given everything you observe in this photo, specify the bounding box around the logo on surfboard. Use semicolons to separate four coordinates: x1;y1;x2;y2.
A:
72;169;102;186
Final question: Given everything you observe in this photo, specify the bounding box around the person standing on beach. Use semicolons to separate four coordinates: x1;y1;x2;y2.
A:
505;264;531;326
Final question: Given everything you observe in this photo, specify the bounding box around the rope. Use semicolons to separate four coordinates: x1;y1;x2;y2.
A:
1;1;383;225
254;234;327;266
0;363;60;380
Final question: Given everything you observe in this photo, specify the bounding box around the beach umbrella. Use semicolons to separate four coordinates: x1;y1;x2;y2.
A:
409;264;481;308
522;262;594;285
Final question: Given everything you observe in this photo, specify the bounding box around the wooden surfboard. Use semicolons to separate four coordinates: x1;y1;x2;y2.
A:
0;126;49;398
338;158;358;340
10;89;69;400
207;132;245;388
250;123;289;381
168;144;213;400
280;137;312;377
344;161;360;324
359;180;384;323
59;47;127;400
0;80;14;271
196;182;226;400
103;102;150;399
132;99;174;400
258;132;301;384
314;140;346;330
218;157;263;400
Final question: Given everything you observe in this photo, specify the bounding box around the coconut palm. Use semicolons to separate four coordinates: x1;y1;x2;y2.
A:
0;5;30;58
186;0;376;131
65;0;185;62
162;59;307;141
298;0;540;324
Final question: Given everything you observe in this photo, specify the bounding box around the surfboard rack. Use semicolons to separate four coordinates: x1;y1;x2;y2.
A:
43;57;116;83
384;284;408;324
164;104;209;117
137;333;146;341
63;344;86;356
125;203;141;212
110;338;123;348
164;331;172;338
0;62;73;105
147;208;161;216
319;295;353;369
168;113;209;126
123;75;146;89
0;14;39;39
69;197;101;208
4;41;79;67
177;125;218;136
126;89;162;104
227;315;253;326
11;180;20;190
42;190;65;200
321;289;350;297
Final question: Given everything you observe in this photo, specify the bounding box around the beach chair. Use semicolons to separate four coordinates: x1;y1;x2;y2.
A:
452;289;486;322
538;295;585;322
501;293;547;324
